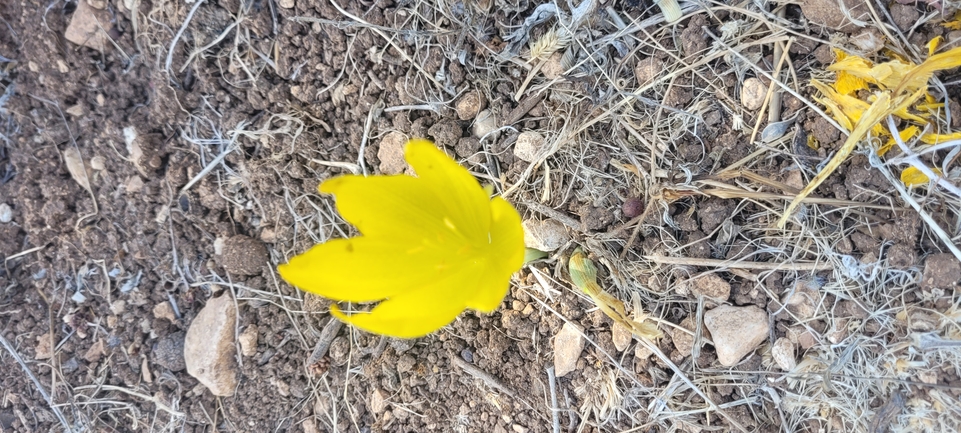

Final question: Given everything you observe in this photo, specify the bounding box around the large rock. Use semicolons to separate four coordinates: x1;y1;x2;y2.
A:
553;322;585;377
513;131;547;163
771;337;797;371
686;273;731;306
377;131;408;174
704;305;769;366
185;294;238;396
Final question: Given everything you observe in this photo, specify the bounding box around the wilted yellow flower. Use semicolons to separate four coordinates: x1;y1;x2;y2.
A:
921;131;961;144
945;11;961;30
901;166;943;187
830;49;869;95
279;139;525;338
878;125;919;156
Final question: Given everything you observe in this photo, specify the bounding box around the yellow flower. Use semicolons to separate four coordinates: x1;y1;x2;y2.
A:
278;139;525;338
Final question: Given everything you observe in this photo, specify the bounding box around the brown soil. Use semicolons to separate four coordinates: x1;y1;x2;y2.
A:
1;0;959;432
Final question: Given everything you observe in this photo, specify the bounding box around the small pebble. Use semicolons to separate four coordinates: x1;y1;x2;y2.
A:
0;203;11;223
622;198;644;219
460;348;474;363
90;155;106;170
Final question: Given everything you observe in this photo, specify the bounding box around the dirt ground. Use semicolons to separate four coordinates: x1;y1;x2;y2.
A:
2;0;961;432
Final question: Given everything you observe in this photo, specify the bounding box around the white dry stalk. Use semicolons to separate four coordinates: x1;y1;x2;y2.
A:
164;0;206;78
885;116;961;199
866;148;961;262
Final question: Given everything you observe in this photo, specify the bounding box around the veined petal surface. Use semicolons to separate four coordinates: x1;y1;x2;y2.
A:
280;139;526;338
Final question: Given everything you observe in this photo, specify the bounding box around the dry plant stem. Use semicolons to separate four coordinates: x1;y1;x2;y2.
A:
696;184;894;210
546;366;561;433
525;201;581;230
357;99;385;176
306;318;344;366
450;356;522;403
180;15;242;73
867;150;961;262
72;384;185;417
0;333;74;432
644;255;833;271
165;0;206;77
749;38;793;144
178;139;238;196
515;60;546;101
767;6;788;126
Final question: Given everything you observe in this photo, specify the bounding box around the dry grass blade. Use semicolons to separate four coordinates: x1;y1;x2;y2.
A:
0;333;74;431
644;255;833;271
777;92;892;228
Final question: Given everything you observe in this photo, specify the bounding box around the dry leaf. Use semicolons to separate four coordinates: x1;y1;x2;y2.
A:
63;147;92;192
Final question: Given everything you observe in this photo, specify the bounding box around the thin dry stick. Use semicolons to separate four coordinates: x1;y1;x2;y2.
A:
644;255;834;271
71;384;185;417
696;185;894;210
165;0;206;77
0;333;74;432
867;149;961;262
450;356;522;403
546;366;561;433
749;38;793;143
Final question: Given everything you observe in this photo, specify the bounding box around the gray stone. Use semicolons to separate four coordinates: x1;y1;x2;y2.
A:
153;332;186;372
185;294;238;396
553;322;584;377
704;305;769;366
522;219;569;252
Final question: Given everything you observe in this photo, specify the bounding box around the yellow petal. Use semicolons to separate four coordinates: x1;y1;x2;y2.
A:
878;125;919;157
928;36;943;57
828;58;915;90
895;46;961;95
320;175;450;242
945;11;961;30
463;196;525;312
277;237;450;302
320;140;490;246
901;166;943;187
921;131;961;144
403;139;493;244
834;71;868;95
330;279;470;338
